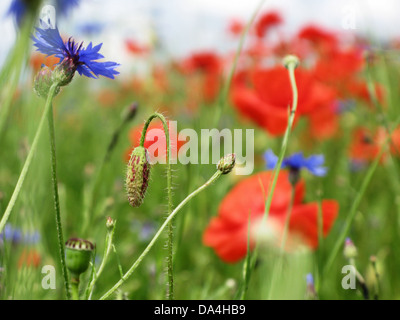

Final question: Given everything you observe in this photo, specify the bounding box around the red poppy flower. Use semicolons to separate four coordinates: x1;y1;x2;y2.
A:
30;53;60;72
254;11;283;38
231;66;336;136
348;126;400;164
125;39;149;55
228;18;245;36
180;51;223;104
297;25;338;54
181;51;222;75
18;248;41;269
203;171;339;263
125;121;186;164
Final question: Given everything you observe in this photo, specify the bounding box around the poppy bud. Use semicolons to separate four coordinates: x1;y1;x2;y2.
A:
65;238;94;280
126;146;151;207
217;153;236;174
33;66;60;98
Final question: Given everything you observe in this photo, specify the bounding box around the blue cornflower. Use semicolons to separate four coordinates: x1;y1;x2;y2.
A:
264;149;328;177
7;0;79;26
32;25;120;81
7;0;31;25
0;224;40;246
305;273;317;299
55;0;80;15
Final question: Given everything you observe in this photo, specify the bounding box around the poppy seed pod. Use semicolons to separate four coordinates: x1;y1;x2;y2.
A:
65;238;94;279
126;146;151;207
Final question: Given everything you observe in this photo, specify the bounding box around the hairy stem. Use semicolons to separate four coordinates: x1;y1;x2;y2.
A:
99;171;223;300
47;93;71;300
140;112;174;299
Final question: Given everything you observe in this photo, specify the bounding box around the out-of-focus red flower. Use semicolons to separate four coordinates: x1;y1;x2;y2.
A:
254;11;283;38
348;126;400;164
125;39;150;55
30;53;60;72
98;88;118;107
125;121;186;163
307;101;339;139
347;80;385;107
181;51;222;75
203;171;339;263
180;51;223;104
18;248;41;269
231;66;336;136
297;25;338;53
228;18;245;36
314;48;364;84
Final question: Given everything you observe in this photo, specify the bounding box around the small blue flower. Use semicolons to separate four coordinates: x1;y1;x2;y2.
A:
0;224;40;246
6;0;28;26
7;0;80;26
32;25;120;80
55;0;80;15
306;273;314;286
264;149;328;177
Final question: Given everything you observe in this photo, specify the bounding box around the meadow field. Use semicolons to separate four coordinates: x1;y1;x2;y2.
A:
1;0;400;300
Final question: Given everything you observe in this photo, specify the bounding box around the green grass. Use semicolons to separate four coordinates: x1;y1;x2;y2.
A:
1;5;400;300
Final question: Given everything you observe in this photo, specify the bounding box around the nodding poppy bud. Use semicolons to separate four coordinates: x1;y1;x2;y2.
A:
33;66;60;98
65;238;94;280
126;146;151;207
217;154;236;174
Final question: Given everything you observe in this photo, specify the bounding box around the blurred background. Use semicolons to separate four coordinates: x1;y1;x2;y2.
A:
1;0;400;300
1;0;400;73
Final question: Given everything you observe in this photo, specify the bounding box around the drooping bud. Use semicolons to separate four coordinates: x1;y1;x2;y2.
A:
33;66;60;98
217;153;236;174
65;238;94;280
52;57;77;87
126;146;151;207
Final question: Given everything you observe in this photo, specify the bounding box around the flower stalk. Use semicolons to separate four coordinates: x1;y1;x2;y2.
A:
99;157;234;300
138;112;174;299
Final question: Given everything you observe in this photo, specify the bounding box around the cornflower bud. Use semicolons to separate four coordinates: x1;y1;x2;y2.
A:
33;66;60;98
217;154;236;174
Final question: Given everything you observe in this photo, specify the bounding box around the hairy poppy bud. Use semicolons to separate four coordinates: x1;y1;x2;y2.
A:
217;153;236;174
126;146;151;207
65;238;94;280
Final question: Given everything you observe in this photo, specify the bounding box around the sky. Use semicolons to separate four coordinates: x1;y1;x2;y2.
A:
1;0;399;73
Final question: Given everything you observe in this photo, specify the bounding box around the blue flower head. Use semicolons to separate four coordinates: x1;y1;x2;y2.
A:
264;149;327;185
32;24;120;83
7;0;80;26
264;149;328;176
